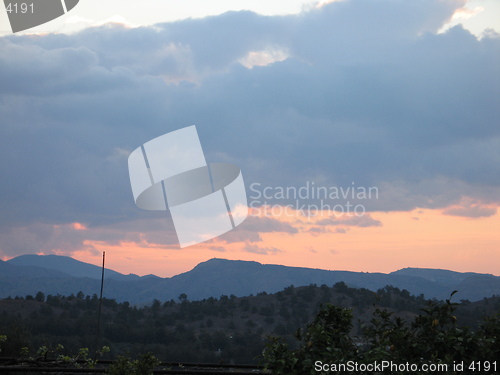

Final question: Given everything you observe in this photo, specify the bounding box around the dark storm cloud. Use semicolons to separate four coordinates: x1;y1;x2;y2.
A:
0;0;499;250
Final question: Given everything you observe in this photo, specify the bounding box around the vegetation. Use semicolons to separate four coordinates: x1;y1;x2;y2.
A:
0;284;498;371
264;292;500;374
107;353;160;375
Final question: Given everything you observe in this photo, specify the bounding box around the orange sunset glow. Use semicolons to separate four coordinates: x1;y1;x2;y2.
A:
1;0;499;297
60;205;499;278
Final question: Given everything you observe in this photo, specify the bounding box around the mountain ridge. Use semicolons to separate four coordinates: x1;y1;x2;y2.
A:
6;254;142;280
1;255;499;304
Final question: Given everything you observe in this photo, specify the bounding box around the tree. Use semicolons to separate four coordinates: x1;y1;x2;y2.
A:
151;299;161;312
264;304;357;374
35;291;45;302
264;293;500;375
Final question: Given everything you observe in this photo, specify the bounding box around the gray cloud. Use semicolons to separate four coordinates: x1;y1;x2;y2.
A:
442;203;497;218
206;246;227;252
307;226;347;235
243;243;282;255
0;218;179;257
212;215;298;244
0;0;499;257
210;229;262;244
238;215;298;234
316;214;382;227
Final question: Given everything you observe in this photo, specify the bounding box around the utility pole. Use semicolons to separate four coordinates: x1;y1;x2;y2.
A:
95;251;105;358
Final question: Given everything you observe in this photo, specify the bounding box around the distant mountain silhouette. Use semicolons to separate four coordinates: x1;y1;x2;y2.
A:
1;255;499;304
0;257;70;278
7;254;141;280
391;267;478;285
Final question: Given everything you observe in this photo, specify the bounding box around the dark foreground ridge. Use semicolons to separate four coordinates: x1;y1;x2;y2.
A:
1;282;499;367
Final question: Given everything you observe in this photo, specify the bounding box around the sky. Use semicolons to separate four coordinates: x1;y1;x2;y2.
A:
0;0;499;278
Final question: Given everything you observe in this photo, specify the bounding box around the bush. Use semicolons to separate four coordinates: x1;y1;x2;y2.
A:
264;293;500;375
107;353;159;375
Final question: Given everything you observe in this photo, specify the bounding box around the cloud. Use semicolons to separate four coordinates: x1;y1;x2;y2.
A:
316;214;382;227
239;215;298;234
214;229;263;244
306;226;347;236
442;199;497;218
451;6;484;21
0;218;179;257
211;215;297;244
238;48;289;69
307;226;330;234
292;0;467;65
243;243;282;255
207;246;227;252
0;0;499;257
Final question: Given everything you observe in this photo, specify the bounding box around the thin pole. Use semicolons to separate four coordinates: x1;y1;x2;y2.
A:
95;251;105;357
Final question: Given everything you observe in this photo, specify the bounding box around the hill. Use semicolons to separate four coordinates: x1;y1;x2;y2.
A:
1;283;498;364
1;255;499;303
6;254;142;280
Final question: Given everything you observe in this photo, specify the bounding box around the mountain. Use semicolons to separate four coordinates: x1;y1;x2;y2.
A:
391;267;478;285
1;255;499;304
6;254;141;281
0;258;70;278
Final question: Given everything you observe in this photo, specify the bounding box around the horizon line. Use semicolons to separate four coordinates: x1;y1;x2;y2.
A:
3;253;499;278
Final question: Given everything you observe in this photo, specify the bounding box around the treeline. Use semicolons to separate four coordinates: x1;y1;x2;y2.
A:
1;283;499;365
265;294;500;374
